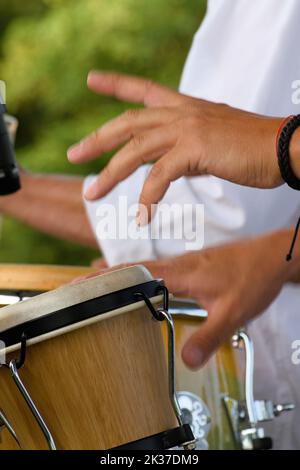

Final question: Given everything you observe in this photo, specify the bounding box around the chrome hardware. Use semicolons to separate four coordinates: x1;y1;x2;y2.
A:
239;427;271;451
0;408;21;447
1;334;57;450
168;298;207;319
223;396;272;450
253;400;295;422
232;331;257;425
9;360;57;450
0;290;36;306
273;403;295;417
159;309;184;426
157;309;197;450
138;290;197;451
254;400;275;422
223;330;271;449
224;330;295;450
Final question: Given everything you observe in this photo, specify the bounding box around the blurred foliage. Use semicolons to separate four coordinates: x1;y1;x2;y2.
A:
0;0;206;266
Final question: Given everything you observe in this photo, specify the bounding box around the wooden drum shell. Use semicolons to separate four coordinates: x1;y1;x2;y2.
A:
0;265;177;450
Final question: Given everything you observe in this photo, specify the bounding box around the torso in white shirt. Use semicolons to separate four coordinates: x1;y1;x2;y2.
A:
181;0;300;450
177;0;300;450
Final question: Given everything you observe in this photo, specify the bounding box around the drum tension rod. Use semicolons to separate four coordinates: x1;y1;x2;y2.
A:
134;286;197;450
1;331;57;450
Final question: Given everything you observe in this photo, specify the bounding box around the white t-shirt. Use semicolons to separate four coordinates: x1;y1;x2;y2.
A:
85;0;300;449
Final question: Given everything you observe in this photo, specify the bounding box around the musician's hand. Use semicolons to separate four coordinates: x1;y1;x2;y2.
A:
68;71;283;225
131;230;297;369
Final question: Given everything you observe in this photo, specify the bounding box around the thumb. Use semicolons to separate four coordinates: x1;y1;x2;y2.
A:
181;303;233;370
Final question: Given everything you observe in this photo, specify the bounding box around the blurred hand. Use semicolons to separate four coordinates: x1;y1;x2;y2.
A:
85;230;297;369
68;71;283;225
140;231;297;369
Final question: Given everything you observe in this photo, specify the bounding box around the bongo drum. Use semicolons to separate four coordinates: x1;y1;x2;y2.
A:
0;266;195;450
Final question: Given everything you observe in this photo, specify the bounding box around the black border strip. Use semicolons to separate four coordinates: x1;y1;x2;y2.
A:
112;424;194;450
0;280;164;348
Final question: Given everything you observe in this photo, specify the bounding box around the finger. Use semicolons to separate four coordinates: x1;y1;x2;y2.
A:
72;257;191;298
84;125;177;200
71;262;151;284
181;303;233;370
136;149;187;225
70;264;128;284
141;257;194;297
67;107;175;163
70;271;106;284
87;70;183;107
96;257;193;296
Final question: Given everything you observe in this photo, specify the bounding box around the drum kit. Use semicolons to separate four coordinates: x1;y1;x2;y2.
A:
0;263;294;451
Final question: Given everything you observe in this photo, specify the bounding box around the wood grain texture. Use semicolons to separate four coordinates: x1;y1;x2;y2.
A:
0;264;97;292
0;304;177;450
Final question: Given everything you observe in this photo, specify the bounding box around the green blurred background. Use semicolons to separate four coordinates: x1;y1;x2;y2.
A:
0;0;206;266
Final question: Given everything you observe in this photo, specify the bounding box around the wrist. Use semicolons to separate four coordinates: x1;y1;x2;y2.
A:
270;229;300;284
265;118;285;187
290;126;300;179
253;229;300;286
277;115;300;190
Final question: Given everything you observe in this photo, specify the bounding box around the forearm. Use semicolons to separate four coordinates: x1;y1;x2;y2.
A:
0;172;98;248
269;227;300;284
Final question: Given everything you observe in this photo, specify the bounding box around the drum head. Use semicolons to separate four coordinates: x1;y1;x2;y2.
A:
0;265;164;353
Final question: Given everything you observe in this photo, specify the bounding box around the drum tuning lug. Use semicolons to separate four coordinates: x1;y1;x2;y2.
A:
223;397;273;450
